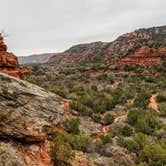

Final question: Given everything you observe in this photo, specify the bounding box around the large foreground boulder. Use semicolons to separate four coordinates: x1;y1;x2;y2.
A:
0;72;66;142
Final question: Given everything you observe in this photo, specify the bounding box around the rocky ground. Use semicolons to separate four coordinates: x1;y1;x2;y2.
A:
0;73;68;166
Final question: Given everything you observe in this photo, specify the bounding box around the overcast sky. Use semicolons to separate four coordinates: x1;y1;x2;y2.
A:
0;0;165;56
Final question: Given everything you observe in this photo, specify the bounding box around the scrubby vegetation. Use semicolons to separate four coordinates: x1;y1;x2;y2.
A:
128;109;161;134
25;63;166;166
62;118;80;134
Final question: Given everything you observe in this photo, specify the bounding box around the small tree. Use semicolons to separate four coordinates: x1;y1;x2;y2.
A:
62;118;80;134
140;143;166;166
51;140;74;166
102;113;114;125
133;91;150;109
120;125;133;137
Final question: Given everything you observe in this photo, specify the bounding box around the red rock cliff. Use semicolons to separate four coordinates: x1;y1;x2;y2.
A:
0;35;31;79
118;46;166;67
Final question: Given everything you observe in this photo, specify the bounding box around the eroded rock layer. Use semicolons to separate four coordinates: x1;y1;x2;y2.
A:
118;46;166;67
0;35;31;79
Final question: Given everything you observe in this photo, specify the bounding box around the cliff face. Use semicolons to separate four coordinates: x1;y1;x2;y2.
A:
46;25;166;68
118;46;166;67
0;35;31;79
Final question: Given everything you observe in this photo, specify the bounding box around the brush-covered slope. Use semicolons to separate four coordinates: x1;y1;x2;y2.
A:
47;25;166;67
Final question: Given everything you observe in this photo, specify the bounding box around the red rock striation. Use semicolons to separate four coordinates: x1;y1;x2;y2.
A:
118;46;166;68
0;35;31;79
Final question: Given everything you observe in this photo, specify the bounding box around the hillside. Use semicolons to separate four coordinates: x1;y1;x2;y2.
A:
19;25;166;68
48;25;166;68
18;53;54;64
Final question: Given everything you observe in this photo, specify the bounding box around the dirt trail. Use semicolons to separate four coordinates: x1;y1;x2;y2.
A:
101;125;109;136
149;94;159;112
92;94;159;140
114;114;127;124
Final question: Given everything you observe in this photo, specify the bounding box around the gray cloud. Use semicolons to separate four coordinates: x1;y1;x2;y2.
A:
0;0;165;56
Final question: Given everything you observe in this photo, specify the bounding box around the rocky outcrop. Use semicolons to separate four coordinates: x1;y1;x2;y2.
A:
0;73;68;165
0;72;67;142
0;35;31;79
118;46;166;67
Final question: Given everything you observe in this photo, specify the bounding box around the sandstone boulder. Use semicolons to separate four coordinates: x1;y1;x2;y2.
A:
0;73;66;142
0;51;18;67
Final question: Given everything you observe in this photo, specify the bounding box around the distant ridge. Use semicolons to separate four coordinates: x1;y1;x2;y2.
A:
19;25;166;67
18;53;54;64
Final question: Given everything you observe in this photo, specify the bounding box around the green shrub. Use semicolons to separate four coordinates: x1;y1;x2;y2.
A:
133;91;151;108
91;85;98;91
62;118;80;134
138;162;149;166
140;143;166;166
102;113;114;125
100;135;112;144
109;125;122;137
52;89;67;98
52;131;94;153
72;135;94;153
156;94;166;103
51;141;74;166
92;113;102;123
120;125;133;137
71;90;115;115
128;109;161;134
110;125;133;137
158;103;166;117
117;133;153;153
109;78;115;84
118;133;166;166
51;133;75;166
97;74;108;81
117;136;138;152
124;64;135;71
70;101;93;116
